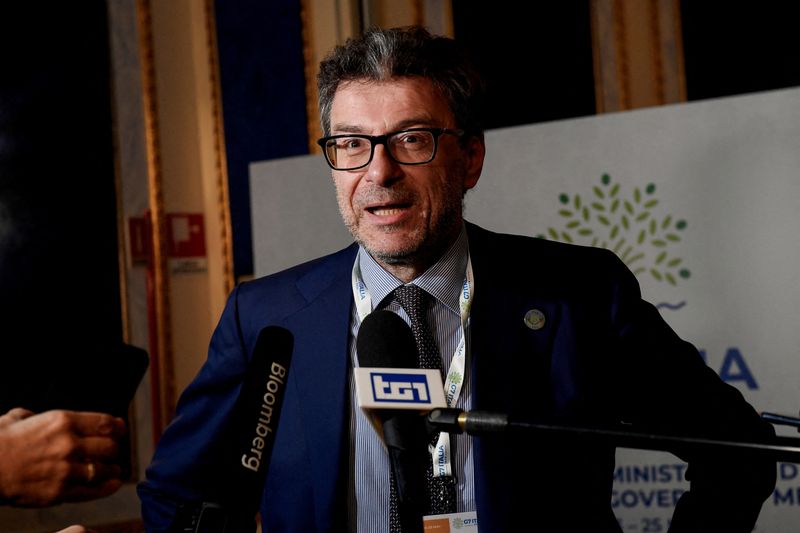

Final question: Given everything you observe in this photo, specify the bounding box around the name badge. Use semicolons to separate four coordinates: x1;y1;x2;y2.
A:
423;511;478;532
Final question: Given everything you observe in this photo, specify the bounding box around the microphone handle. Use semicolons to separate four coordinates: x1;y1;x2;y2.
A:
383;411;427;533
169;503;255;533
428;408;800;463
167;326;293;533
762;411;800;431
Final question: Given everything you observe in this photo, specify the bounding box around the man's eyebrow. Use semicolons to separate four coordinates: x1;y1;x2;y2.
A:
330;117;438;135
330;124;366;134
393;117;437;130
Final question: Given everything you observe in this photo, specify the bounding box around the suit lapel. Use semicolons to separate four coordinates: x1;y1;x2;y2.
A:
281;246;356;529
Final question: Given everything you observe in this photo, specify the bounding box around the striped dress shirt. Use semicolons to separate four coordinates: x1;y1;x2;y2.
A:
347;226;475;531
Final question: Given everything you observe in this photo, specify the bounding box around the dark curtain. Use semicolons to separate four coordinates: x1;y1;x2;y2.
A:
214;0;310;278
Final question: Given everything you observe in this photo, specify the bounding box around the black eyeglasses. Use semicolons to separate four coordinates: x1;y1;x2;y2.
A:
316;127;464;171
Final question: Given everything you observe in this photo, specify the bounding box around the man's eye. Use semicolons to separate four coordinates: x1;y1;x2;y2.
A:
337;138;368;151
398;133;422;144
394;131;432;152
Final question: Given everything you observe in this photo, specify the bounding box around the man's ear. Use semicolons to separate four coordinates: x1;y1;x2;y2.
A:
462;135;485;191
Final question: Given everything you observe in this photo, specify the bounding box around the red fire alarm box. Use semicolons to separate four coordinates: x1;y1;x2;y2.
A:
166;213;206;258
166;213;207;274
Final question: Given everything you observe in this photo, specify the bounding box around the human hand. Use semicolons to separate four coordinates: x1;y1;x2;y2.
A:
0;408;127;507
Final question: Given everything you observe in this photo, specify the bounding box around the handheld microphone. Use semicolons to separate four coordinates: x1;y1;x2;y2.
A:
357;310;428;533
182;326;294;533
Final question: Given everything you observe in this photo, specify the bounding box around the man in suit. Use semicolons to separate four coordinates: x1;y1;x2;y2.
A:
139;26;775;531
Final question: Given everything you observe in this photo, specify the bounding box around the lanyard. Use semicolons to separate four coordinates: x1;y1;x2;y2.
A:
351;254;474;477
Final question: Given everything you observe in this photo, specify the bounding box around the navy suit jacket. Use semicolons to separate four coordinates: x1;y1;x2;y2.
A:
139;223;775;532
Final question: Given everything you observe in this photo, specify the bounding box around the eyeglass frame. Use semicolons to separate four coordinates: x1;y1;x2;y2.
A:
316;127;465;171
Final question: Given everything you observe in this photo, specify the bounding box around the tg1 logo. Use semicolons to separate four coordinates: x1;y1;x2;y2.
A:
371;372;431;403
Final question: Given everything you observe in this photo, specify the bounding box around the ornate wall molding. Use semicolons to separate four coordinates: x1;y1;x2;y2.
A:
136;0;175;438
204;0;235;296
591;0;686;113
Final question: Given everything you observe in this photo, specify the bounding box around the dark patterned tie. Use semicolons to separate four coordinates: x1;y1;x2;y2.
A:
392;284;457;519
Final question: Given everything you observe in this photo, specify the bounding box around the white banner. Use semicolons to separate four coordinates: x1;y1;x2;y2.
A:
467;87;800;532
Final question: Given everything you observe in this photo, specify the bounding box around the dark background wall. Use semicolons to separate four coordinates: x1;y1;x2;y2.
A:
452;2;597;130
0;2;122;412
681;1;800;102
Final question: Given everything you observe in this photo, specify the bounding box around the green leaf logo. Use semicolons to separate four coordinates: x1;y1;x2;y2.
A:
542;173;691;285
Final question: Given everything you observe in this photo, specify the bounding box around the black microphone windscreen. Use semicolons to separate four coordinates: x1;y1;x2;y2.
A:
357;311;429;531
223;325;293;517
356;310;417;368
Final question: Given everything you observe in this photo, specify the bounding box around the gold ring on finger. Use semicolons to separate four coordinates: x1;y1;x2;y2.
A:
86;461;96;484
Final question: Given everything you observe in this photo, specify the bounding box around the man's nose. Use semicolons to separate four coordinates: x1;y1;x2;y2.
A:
364;144;401;186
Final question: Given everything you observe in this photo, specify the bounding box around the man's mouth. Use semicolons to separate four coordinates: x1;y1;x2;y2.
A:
366;203;411;216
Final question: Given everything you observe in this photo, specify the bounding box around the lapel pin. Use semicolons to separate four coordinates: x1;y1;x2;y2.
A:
524;309;545;331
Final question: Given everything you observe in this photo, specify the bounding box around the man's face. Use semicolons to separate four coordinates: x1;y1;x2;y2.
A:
328;77;484;272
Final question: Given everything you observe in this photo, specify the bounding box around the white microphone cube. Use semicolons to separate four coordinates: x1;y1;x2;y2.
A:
355;367;447;410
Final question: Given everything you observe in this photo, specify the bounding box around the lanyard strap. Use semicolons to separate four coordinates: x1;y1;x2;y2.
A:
351;254;474;477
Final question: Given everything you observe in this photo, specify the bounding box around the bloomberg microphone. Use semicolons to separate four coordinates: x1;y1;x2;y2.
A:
175;325;294;533
356;310;443;533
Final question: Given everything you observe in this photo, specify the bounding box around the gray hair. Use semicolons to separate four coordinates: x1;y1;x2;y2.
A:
317;26;485;138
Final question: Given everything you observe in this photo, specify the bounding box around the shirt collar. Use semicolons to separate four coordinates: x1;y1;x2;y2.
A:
357;225;469;315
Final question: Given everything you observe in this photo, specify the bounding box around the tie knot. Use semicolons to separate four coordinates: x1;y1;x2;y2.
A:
392;284;429;320
392;284;440;371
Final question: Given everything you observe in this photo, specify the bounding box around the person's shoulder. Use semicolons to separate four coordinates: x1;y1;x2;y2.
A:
214;243;358;331
236;243;359;301
466;222;634;292
467;222;624;268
